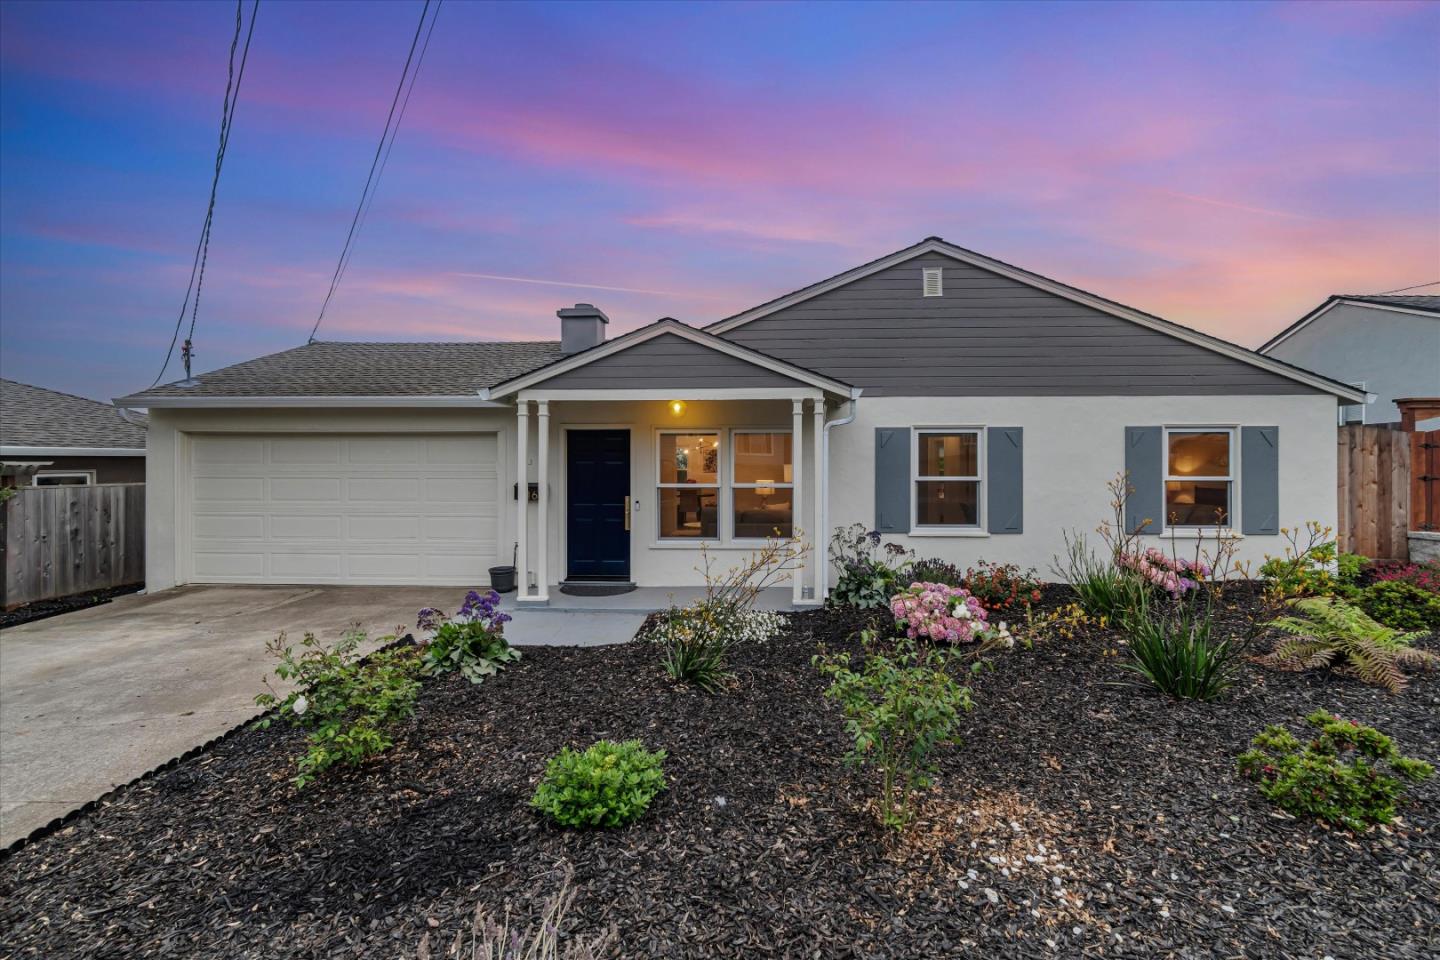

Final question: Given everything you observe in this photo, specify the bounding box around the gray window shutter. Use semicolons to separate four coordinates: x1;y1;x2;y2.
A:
1124;426;1163;534
986;427;1023;533
874;427;911;533
1241;426;1280;535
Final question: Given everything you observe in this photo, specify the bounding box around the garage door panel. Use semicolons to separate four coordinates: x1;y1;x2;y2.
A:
189;433;499;585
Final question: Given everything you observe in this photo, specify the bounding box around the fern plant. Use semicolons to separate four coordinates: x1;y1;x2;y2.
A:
1260;597;1437;693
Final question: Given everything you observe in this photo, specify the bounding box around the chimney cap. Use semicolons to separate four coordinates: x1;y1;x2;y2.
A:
557;303;609;323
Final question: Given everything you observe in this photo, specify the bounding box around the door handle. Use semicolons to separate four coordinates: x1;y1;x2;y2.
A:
623;495;631;531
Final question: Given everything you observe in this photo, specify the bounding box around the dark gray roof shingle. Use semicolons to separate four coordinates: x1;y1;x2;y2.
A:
2;379;148;448
1338;294;1440;313
116;340;564;402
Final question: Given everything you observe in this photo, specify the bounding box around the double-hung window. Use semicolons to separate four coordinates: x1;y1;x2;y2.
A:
1164;428;1234;527
658;432;720;539
732;431;793;539
914;430;981;529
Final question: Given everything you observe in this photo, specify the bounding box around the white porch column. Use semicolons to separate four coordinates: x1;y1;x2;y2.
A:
792;398;805;605
515;400;531;600
535;400;550;602
812;399;825;603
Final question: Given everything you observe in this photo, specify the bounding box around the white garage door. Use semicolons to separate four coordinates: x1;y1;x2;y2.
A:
189;433;499;585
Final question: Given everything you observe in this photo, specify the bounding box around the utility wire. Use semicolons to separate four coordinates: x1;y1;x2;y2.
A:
1373;279;1440;295
152;0;260;386
307;0;441;344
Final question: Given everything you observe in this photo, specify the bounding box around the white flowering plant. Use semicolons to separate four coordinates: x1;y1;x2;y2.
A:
254;629;421;789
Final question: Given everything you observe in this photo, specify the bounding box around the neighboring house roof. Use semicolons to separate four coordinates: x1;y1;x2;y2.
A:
484;318;854;399
1260;294;1440;354
708;236;1367;402
116;340;563;406
1;378;147;452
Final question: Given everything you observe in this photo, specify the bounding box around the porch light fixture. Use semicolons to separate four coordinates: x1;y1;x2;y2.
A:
669;400;687;417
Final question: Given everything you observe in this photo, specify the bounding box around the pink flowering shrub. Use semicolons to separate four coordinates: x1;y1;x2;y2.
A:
1117;548;1210;597
890;582;995;644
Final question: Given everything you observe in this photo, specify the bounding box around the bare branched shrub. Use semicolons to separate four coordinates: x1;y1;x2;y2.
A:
418;865;615;960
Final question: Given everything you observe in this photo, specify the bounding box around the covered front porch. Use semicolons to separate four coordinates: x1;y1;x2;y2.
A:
481;318;856;608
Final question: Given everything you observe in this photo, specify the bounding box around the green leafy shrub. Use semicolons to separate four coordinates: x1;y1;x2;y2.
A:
830;524;912;609
416;590;520;684
962;560;1043;614
531;740;667;828
1258;524;1337;598
1357;580;1440;632
254;630;421;788
1260;596;1437;693
1237;711;1434;831
1121;591;1244;700
1336;551;1368;586
814;631;974;829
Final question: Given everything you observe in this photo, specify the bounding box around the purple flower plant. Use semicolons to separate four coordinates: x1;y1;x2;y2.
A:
416;589;512;633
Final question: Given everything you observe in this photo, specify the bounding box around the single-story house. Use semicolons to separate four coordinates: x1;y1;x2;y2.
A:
1258;294;1439;425
115;237;1364;604
1;378;147;486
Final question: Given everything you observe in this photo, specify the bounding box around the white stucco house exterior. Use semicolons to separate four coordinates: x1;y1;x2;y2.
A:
116;238;1364;605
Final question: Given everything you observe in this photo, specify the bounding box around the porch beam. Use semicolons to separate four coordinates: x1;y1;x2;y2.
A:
517;387;826;403
535;400;550;602
792;399;805;605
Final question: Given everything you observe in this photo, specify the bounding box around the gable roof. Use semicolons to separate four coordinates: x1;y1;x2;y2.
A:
116;340;563;407
484;318;854;399
708;237;1366;403
1260;294;1440;354
2;378;147;451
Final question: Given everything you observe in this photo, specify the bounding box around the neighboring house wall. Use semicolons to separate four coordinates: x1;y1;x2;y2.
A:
721;253;1317;397
830;393;1338;573
1262;303;1440;423
2;455;144;484
539;333;808;390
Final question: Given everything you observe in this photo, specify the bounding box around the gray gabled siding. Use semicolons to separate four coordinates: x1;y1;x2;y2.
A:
538;333;808;390
721;254;1319;397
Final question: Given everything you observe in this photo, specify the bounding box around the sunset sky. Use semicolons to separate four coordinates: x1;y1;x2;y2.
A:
1;0;1436;402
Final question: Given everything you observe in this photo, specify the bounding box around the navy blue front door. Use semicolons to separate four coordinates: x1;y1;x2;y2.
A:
566;430;630;579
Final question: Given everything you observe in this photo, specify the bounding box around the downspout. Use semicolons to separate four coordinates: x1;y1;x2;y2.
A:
115;405;148;427
818;387;862;602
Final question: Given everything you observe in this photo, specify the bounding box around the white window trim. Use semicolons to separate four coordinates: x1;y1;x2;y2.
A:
1339;381;1367;426
1161;426;1238;533
910;427;986;534
922;267;943;297
730;429;794;544
32;470;96;486
655;429;722;544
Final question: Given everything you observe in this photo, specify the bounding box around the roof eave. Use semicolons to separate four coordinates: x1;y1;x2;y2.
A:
114;395;508;409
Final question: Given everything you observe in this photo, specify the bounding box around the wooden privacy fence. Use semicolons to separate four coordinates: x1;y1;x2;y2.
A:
1;483;145;609
1336;425;1409;560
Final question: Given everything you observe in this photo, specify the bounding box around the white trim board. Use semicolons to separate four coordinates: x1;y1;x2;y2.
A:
485;318;853;400
0;445;146;457
705;237;1367;403
114;396;507;409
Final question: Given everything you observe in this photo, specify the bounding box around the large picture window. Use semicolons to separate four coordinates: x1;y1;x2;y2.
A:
732;431;793;539
1165;429;1233;527
658;432;719;539
914;430;981;528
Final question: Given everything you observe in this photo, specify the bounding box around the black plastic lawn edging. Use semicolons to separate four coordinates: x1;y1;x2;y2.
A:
0;633;416;862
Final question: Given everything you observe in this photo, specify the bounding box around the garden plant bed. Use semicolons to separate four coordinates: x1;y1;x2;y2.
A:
0;584;142;629
2;592;1437;959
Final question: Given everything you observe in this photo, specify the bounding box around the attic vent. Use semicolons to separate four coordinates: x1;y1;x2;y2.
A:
922;267;943;297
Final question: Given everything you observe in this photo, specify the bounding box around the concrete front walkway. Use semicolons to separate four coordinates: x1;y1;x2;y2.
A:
0;584;642;847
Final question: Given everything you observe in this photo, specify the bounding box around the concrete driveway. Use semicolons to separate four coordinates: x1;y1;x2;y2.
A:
1;584;635;847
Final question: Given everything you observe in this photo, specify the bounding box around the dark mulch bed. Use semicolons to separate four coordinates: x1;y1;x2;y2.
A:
2;591;1438;959
0;584;142;629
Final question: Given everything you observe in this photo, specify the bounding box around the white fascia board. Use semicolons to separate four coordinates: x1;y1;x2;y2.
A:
516;387;824;402
1262;298;1440;354
709;239;1367;403
487;319;851;399
0;445;147;457
113;396;507;409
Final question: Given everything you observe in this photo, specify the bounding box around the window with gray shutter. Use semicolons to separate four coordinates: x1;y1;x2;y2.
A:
874;427;911;533
1124;426;1163;534
1240;426;1280;535
986;427;1022;533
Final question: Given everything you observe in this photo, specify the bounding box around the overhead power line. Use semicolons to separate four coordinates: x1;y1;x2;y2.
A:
307;0;442;344
152;0;260;386
1373;279;1440;295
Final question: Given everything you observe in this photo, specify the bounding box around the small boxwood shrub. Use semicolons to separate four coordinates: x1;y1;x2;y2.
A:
532;740;668;828
1356;580;1440;632
1237;711;1434;831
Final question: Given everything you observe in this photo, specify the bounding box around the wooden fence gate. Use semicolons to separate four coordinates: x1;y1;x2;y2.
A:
1;483;145;609
1336;425;1410;560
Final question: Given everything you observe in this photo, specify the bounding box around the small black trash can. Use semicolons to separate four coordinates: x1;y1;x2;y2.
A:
489;565;517;594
